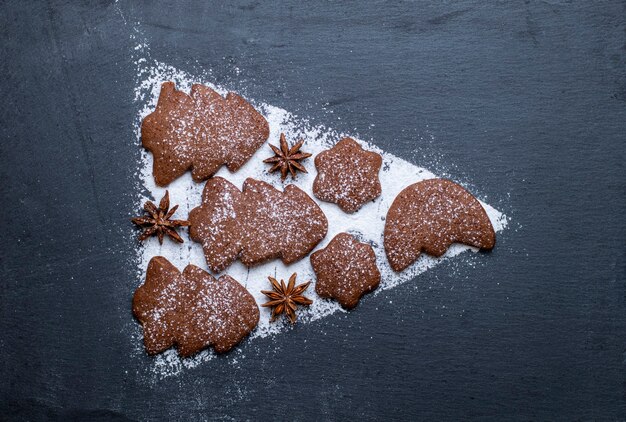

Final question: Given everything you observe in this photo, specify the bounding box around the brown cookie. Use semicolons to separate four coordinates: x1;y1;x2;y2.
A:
132;256;259;356
141;82;269;186
189;177;328;272
310;233;381;309
384;179;496;272
313;137;382;213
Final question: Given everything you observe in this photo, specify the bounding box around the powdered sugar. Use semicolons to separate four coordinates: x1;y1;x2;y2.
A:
131;42;508;378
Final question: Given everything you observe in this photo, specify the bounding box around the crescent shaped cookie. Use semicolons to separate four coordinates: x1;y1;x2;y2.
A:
133;256;259;357
384;179;496;272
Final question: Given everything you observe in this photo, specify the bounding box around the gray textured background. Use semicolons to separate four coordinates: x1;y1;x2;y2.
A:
1;0;625;420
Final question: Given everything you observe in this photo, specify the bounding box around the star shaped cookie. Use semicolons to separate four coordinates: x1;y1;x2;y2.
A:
310;233;381;309
312;138;382;213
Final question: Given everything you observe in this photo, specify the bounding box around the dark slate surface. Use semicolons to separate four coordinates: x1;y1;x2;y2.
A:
1;1;625;420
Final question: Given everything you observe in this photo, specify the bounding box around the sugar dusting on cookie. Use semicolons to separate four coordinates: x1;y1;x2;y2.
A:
130;40;508;378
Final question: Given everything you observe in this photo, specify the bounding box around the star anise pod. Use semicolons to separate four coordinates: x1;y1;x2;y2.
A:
261;273;313;324
131;190;190;244
263;133;312;181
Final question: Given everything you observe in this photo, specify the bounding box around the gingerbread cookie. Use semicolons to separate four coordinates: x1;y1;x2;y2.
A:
141;82;269;186
384;179;496;272
133;256;259;356
189;177;328;272
313;137;382;213
310;233;381;309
